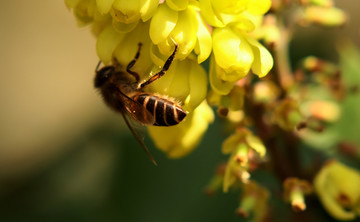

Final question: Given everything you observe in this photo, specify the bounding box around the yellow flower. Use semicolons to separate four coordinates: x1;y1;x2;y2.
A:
65;0;97;25
210;27;273;94
148;101;214;158
109;0;158;32
66;0;111;34
199;0;271;28
149;3;212;63
314;160;360;220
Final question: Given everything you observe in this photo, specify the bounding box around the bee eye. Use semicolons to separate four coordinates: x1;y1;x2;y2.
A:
94;66;115;88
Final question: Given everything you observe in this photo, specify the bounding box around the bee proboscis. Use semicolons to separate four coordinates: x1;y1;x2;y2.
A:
94;43;186;165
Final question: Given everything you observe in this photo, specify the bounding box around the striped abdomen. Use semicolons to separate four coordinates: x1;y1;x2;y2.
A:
133;93;186;126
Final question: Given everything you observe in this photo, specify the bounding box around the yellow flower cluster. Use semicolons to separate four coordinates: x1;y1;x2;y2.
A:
65;0;272;157
202;0;274;95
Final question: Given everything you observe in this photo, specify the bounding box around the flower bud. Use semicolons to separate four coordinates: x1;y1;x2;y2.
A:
237;182;269;221
253;81;280;104
222;128;266;192
299;6;347;27
273;99;303;131
205;163;226;196
301;100;341;122
283;177;312;212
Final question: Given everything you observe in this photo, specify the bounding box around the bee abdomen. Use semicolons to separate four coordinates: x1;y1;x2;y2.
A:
133;94;186;126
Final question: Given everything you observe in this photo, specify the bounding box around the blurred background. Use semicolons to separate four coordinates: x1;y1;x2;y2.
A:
0;0;359;221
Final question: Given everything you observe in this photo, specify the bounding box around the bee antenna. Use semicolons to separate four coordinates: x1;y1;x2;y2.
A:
95;60;102;72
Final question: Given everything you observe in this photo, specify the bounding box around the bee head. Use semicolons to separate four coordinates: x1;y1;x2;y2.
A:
94;66;115;88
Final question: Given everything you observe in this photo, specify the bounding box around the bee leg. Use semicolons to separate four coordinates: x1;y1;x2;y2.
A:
95;60;102;72
139;44;178;89
126;43;142;82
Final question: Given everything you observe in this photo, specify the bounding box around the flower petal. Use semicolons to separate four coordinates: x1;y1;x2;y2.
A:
246;134;266;157
222;133;241;154
247;36;273;78
247;0;271;15
139;0;158;21
112;19;139;33
194;10;212;63
213;27;253;75
150;4;178;44
184;60;208;111
209;55;236;95
199;0;225;27
96;0;115;14
112;0;141;23
113;22;153;79
166;0;189;11
96;25;124;64
163;8;198;60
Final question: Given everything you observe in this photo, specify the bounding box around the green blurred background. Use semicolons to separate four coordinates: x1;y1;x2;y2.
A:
0;0;360;221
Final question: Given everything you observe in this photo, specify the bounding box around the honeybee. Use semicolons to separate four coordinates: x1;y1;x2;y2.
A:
94;43;187;165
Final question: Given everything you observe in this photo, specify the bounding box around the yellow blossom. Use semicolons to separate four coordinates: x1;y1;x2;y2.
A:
314;160;360;220
65;0;97;25
149;3;212;63
199;0;271;28
211;27;273;94
109;0;158;32
66;0;111;35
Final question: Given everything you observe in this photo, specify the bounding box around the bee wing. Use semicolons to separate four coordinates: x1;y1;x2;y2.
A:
114;88;157;165
115;89;155;125
120;110;158;166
